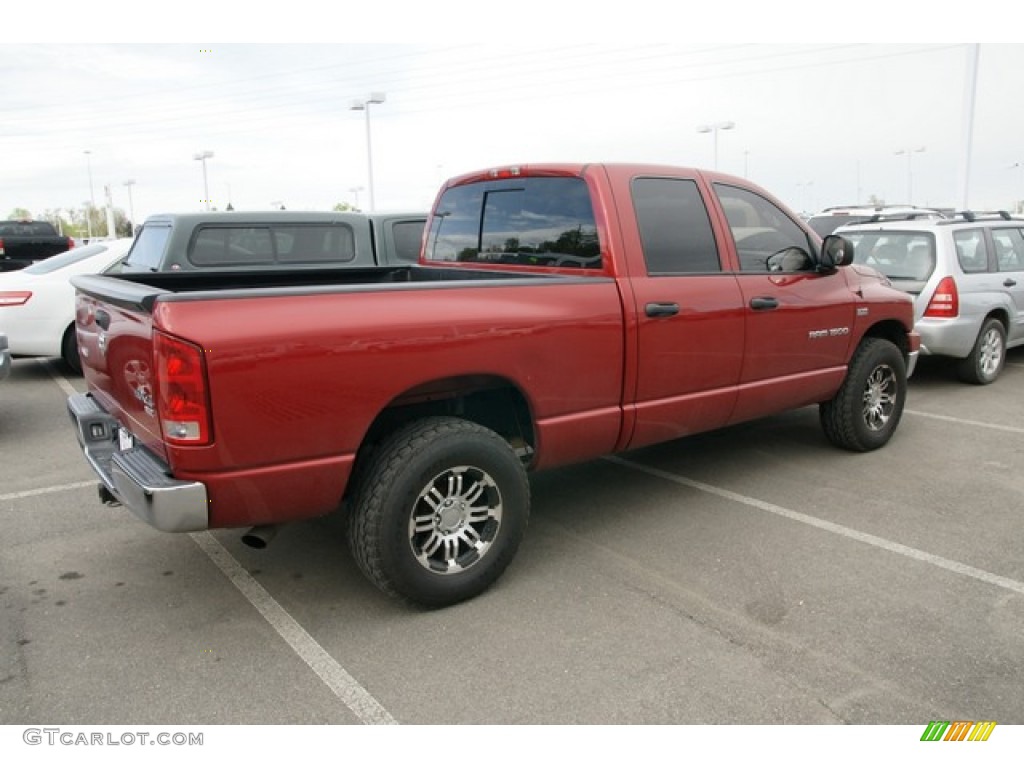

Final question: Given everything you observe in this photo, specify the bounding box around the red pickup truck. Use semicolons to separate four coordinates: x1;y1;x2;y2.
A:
68;163;920;607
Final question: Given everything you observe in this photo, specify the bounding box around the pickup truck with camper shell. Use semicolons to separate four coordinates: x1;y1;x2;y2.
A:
67;163;920;607
120;210;427;272
0;219;76;272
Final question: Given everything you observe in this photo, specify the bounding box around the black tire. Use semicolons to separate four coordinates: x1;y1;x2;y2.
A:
61;325;82;373
347;416;530;607
820;337;906;452
957;317;1006;385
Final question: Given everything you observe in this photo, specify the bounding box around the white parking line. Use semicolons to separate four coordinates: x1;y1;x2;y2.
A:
39;359;396;724
0;480;95;502
904;409;1024;434
39;359;78;397
189;531;398;725
605;456;1024;597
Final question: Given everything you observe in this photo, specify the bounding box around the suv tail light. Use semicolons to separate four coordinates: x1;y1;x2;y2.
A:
67;236;76;250
154;330;212;445
0;237;5;256
0;291;32;306
924;276;959;318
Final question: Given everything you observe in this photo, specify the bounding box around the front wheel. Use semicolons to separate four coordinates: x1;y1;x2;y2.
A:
347;417;530;607
957;317;1006;385
820;337;907;452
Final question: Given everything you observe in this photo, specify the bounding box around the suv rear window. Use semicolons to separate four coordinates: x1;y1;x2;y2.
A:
845;231;937;281
425;176;601;269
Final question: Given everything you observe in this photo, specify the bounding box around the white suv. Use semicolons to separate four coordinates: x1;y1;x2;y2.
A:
835;211;1024;384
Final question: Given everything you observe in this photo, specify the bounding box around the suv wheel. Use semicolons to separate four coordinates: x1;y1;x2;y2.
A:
957;317;1006;385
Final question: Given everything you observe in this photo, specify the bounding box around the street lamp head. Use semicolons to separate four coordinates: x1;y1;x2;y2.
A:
123;179;136;186
351;92;387;111
193;150;214;161
697;121;735;133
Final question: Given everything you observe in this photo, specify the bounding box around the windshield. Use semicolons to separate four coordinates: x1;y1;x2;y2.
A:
844;231;936;281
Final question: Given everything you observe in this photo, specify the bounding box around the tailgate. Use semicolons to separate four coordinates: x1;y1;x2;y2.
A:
72;274;169;461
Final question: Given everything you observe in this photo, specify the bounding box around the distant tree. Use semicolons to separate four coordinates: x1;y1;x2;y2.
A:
866;194;886;206
333;202;357;212
7;207;32;219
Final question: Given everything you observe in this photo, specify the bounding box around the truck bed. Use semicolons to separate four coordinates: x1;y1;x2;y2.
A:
74;264;596;310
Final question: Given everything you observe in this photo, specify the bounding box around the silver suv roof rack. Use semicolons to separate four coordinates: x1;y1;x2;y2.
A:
941;210;1019;223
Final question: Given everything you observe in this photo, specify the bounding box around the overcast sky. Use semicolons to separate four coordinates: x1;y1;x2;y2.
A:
4;29;1023;225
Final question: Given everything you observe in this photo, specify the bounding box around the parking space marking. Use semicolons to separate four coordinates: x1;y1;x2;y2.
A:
1;480;95;503
905;409;1024;434
40;359;78;397
606;456;1024;597
189;531;398;725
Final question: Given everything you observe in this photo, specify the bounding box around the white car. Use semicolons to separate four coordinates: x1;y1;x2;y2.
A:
0;238;134;372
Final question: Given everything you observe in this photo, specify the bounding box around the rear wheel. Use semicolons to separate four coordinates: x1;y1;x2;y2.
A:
61;325;82;373
957;317;1005;385
347;416;530;607
820;337;906;452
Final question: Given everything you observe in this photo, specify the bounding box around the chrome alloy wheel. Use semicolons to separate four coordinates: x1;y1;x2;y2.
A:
408;465;502;574
862;363;898;431
978;326;1004;379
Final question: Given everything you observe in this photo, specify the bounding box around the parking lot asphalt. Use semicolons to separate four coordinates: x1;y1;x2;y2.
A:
1;350;1022;727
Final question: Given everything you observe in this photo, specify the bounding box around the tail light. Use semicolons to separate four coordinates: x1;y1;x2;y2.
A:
0;291;32;306
0;237;5;256
153;330;212;445
924;276;959;318
67;237;76;250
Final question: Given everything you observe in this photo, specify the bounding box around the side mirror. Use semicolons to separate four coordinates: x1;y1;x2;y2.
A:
820;234;854;270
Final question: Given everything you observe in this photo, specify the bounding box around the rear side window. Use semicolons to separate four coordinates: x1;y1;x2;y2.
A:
392;220;425;263
990;228;1024;272
273;225;354;264
632;177;720;274
954;229;988;273
122;225;172;271
425;176;601;269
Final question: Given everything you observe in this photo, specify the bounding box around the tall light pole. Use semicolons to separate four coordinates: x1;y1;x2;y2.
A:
350;92;386;211
84;150;96;239
193;150;214;210
895;146;926;205
349;186;364;211
123;179;137;236
696;121;735;171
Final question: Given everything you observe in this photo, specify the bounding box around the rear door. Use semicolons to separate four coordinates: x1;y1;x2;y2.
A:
986;226;1024;344
711;182;856;423
624;176;745;449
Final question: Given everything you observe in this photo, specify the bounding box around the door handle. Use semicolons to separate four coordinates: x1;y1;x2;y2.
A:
749;297;779;310
1004;279;1017;287
645;302;680;318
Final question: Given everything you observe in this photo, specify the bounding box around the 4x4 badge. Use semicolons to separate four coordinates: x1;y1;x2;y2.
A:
857;307;870;317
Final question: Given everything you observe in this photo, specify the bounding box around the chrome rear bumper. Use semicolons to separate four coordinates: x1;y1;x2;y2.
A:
67;392;209;532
